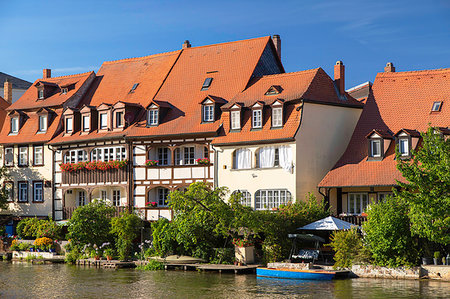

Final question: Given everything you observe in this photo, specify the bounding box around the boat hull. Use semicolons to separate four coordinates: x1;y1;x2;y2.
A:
256;268;335;281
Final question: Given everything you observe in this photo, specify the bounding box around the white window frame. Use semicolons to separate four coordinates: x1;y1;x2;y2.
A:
431;101;442;112
64;150;88;163
101;190;108;201
370;139;381;157
18;182;28;202
252;109;262;128
157;188;170;207
4;147;14;166
77;191;86;207
61;88;68;94
230;110;240;130
203;105;214;122
38;115;47;132
347;193;369;215
82;115;90;132
90;146;126;162
272;107;283;127
19;146;28;166
33;181;43;202
100;113;108;130
233;190;251;207
115;111;124;128
33;145;43;165
183;147;195;165
399;138;409;156
255;189;291;210
38;89;44;99
147;109;159;126
157;148;169;166
5;182;13;202
10;117;18;134
112;189;121;206
65;117;73;133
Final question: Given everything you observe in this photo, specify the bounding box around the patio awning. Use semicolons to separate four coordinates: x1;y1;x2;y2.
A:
298;216;357;231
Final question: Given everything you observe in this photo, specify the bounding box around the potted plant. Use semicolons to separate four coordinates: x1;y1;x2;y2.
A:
196;158;210;165
104;248;115;261
433;251;441;265
232;237;255;265
145;201;157;208
145;160;158;167
9;239;19;251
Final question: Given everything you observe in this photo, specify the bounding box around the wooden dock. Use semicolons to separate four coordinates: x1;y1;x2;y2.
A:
163;263;260;274
76;259;136;269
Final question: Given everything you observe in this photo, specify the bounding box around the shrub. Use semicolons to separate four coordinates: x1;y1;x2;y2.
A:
262;242;283;263
328;228;362;269
136;259;164;270
363;196;419;267
110;212;143;260
10;239;20;251
65;247;81;264
16;218;62;239
18;242;30;251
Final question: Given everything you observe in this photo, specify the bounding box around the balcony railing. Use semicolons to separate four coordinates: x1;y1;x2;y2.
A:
62;168;128;185
62;206;128;220
338;215;368;226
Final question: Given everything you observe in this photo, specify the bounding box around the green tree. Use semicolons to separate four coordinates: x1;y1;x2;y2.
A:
110;212;143;260
363;196;418;267
328;228;363;269
395;127;450;245
0;167;11;210
67;200;115;249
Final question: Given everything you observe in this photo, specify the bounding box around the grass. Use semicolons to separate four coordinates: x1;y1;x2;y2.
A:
136;259;164;270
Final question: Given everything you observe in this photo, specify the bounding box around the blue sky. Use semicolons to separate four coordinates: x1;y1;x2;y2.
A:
1;0;449;88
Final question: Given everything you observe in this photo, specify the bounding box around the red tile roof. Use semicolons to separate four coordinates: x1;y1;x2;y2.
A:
319;68;450;187
213;68;362;145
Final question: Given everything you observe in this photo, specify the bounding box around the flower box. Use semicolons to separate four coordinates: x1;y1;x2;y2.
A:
60;160;128;172
196;158;210;165
234;246;255;264
145;160;159;167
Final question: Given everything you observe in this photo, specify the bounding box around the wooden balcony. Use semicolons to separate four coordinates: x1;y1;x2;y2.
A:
338;215;368;226
62;167;128;185
62;206;128;220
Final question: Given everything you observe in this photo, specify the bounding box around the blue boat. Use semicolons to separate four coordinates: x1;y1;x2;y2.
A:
256;268;336;281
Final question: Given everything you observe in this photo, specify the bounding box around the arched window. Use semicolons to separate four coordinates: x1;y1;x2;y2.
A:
64;150;88;163
232;190;251;207
232;148;251;169
255;189;291;210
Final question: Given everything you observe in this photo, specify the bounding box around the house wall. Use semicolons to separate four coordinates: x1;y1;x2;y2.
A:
295;102;362;201
0;144;53;217
215;142;296;209
340;186;394;214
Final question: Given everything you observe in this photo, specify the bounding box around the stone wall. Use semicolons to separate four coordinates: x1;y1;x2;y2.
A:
421;265;450;281
352;265;421;279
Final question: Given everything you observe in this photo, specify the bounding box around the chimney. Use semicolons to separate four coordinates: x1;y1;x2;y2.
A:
272;34;281;60
43;68;51;79
182;40;191;49
334;60;345;95
3;79;12;104
384;62;395;72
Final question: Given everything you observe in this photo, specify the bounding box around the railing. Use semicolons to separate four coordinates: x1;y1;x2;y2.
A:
62;206;128;220
136;207;174;222
62;168;128;185
338;215;368;226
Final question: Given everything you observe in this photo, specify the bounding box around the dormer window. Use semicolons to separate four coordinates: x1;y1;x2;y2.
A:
252;109;262;129
231;110;241;130
115;111;124;128
82;115;90;132
265;85;282;96
369;139;381;157
399;138;409;156
272;107;283;127
203;104;214;122
38;89;44;99
65;117;73;133
10;117;19;134
38;115;47;132
431;101;442;112
201;78;213;91
61;88;68;94
147;109;159;126
100;113;108;130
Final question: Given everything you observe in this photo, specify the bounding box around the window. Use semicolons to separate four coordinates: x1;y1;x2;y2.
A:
230;110;240;130
158;148;169;166
5;182;13;202
82;115;90;132
101;190;107;201
255;189;291;210
399;138;409;156
100;113;108;129
61;88;68;94
33;181;43;202
130;83;139;92
201;78;213;90
19;146;28;166
431;101;442;112
10;117;18;134
348;193;369;214
203;105;214;122
91;147;126;162
115;111;124;128
370;139;381;157
64;150;87;163
38;89;44;99
38;115;47;132
256;147;280;168
18;182;28;202
377;192;393;203
204;146;209;159
184;147;195;165
232;190;251;207
147;109;159;126
252;109;262;128
157;188;170;207
33;146;43;165
65;117;73;133
174;148;181;165
272;107;283;127
112;190;121;206
233;148;251;169
4;147;13;166
77;191;86;206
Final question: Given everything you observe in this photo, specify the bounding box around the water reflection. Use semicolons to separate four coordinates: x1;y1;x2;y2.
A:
0;263;449;299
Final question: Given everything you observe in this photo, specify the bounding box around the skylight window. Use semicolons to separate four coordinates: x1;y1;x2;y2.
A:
201;78;213;91
130;83;139;92
431;101;442;112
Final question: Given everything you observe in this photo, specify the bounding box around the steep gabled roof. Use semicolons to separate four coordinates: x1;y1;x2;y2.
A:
319;68;450;188
0;72;32;90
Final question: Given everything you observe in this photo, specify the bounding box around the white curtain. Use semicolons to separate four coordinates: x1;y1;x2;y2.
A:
259;147;275;168
279;145;293;172
236;149;251;169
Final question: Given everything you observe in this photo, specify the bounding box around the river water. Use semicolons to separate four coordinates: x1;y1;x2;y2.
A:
0;262;449;298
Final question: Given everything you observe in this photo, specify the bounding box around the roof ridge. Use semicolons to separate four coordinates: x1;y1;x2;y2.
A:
102;50;181;65
184;36;270;51
377;67;450;78
37;71;94;80
255;68;320;79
